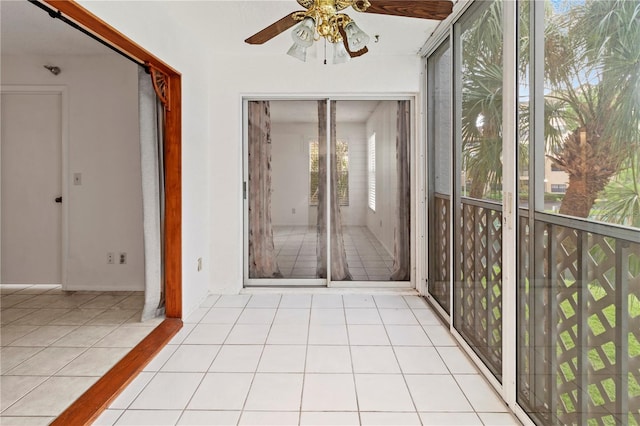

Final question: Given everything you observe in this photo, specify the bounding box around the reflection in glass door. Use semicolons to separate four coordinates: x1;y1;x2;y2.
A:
247;100;323;282
331;100;411;283
246;99;411;285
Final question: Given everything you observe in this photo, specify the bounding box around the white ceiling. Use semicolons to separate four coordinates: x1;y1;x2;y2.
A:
1;0;441;123
1;1;442;58
0;0;116;56
173;1;442;57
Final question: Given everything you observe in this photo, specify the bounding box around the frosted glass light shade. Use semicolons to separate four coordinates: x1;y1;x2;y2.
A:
287;42;307;61
344;21;369;52
292;17;315;47
333;41;350;64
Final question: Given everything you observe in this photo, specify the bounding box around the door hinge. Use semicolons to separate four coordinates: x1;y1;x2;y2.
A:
243;182;247;200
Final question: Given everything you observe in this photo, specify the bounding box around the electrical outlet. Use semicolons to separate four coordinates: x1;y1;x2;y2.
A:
119;252;127;264
107;252;114;264
197;257;203;271
292;208;296;214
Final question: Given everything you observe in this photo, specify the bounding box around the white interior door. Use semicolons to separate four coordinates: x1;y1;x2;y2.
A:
1;92;62;284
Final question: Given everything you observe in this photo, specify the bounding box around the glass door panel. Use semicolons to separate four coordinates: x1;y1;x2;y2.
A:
331;99;411;282
247;100;324;281
453;0;504;382
427;40;452;313
517;1;640;423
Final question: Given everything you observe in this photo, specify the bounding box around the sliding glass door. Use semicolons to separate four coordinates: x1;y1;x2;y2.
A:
244;98;412;286
427;40;452;314
424;1;640;424
246;100;323;283
453;0;504;382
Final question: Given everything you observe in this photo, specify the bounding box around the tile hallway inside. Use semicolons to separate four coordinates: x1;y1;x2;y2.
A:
94;293;520;426
273;226;401;281
0;284;161;425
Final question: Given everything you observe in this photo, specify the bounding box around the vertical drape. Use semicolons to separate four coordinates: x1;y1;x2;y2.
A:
139;66;165;321
316;100;351;280
391;100;411;281
248;101;282;278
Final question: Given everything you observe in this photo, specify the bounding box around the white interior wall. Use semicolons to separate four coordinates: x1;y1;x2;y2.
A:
77;1;212;316
366;101;398;255
213;55;419;293
270;122;313;227
74;1;420;298
1;54;144;291
270;120;367;227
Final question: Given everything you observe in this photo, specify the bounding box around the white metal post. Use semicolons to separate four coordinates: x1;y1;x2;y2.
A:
501;0;518;409
326;99;332;286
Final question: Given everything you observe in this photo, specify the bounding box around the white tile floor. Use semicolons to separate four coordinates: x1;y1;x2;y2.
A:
0;284;162;425
95;293;520;426
273;227;400;281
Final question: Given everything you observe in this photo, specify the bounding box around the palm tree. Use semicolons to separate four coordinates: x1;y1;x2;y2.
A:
545;0;640;218
461;0;640;223
460;0;504;200
594;156;640;228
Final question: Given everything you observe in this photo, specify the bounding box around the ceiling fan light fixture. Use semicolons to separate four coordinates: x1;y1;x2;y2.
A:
287;42;308;61
245;0;455;61
291;17;315;47
333;41;350;64
344;21;370;52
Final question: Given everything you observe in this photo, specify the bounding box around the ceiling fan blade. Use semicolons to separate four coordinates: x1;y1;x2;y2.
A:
245;12;303;45
357;0;453;20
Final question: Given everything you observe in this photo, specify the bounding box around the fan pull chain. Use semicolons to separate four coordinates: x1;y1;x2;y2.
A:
324;39;327;65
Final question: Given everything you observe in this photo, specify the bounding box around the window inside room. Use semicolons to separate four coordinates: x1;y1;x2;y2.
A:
368;133;376;211
309;140;349;206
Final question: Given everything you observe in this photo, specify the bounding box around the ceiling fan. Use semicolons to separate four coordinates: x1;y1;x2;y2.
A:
245;0;454;63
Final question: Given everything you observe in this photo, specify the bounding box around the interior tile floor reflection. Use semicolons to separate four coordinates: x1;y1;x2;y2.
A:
96;293;520;426
274;226;397;281
0;284;161;425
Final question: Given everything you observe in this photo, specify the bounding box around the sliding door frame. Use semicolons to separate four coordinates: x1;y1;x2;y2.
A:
242;94;418;289
420;0;532;424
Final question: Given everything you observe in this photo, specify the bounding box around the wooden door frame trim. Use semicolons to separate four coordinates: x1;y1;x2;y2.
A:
50;319;183;426
39;1;183;424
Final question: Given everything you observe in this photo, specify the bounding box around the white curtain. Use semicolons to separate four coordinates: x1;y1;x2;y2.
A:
138;66;165;321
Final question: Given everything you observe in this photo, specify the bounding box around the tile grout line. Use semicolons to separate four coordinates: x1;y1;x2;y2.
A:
344;294;363;426
374;295;426;426
172;296;225;424
236;294;278;424
297;293;313;425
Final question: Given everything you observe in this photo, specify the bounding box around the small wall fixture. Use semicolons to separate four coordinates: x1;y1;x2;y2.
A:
44;65;61;75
